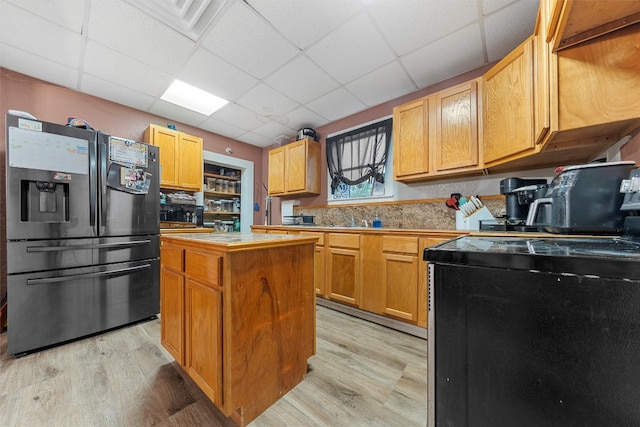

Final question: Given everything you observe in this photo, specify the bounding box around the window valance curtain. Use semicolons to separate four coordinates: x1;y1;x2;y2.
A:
326;118;392;194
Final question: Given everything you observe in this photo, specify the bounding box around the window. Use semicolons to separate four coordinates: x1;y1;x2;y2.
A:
326;118;392;200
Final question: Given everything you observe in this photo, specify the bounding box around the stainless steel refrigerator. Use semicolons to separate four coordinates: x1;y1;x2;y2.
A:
5;113;160;356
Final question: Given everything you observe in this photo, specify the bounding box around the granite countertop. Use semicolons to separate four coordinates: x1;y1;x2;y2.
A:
251;224;466;237
161;231;319;252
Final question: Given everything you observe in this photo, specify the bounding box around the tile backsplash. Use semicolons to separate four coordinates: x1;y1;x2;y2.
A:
293;197;505;230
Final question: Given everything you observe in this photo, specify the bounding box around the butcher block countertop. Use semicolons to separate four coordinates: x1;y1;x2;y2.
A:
159;232;316;426
161;231;319;251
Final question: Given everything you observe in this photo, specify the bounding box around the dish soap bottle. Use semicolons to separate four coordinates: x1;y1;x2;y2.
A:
233;217;241;232
373;213;382;228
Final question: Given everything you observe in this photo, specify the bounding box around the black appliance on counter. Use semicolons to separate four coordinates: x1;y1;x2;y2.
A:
484;177;548;232
424;170;640;426
500;177;548;221
526;161;635;234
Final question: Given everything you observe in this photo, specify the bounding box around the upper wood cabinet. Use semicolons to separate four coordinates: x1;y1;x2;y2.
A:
548;0;640;51
393;78;481;182
434;79;481;173
393;97;431;180
482;36;537;166
268;138;321;197
144;124;203;191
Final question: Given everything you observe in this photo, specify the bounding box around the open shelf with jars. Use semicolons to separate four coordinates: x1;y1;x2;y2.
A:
202;165;241;231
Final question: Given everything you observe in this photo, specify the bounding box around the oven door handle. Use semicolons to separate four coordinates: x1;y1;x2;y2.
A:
26;240;151;252
26;264;151;285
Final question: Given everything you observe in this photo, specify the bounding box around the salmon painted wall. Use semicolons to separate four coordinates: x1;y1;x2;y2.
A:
260;64;496;221
0;68;264;300
261;64;640;222
0;68;265;225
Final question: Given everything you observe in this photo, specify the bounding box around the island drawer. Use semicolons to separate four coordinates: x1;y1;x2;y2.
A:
185;249;222;287
161;244;184;272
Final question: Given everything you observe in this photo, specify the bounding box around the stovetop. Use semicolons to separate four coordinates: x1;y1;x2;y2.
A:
424;235;640;281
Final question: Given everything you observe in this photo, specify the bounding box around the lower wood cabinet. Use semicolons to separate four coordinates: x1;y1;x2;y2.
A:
381;236;419;322
160;265;184;364
253;226;463;329
299;231;326;296
327;233;361;306
160;235;315;426
185;278;222;405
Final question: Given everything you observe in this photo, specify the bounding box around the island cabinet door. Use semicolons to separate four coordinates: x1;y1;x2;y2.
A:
185;278;223;406
160;242;185;366
160;267;185;365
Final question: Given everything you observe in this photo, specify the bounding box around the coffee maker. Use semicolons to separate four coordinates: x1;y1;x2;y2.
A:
500;177;548;223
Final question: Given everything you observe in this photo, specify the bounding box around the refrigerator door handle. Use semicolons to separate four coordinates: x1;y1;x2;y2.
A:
26;264;152;285
90;135;98;230
100;141;108;231
26;240;152;253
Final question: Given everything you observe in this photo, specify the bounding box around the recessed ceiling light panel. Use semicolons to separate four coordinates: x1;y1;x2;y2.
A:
161;80;228;115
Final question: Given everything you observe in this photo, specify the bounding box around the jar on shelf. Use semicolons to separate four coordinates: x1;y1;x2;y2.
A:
215;179;223;192
221;200;232;212
232;198;240;213
206;178;215;190
222;180;229;193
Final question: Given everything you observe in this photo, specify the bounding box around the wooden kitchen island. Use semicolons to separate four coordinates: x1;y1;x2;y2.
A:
160;232;318;426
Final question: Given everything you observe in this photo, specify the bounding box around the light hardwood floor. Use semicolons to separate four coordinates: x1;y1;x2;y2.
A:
0;305;428;426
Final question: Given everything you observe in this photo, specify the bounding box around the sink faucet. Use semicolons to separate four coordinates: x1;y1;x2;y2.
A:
337;211;356;227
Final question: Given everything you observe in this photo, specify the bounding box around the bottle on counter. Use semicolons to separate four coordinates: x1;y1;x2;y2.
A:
373;213;382;228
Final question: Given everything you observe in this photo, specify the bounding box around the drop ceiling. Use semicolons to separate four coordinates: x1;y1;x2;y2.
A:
0;0;539;147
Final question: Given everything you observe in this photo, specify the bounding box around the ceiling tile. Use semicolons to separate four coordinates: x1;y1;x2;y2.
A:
0;2;82;67
80;74;156;112
200;1;299;80
306;88;367;122
252;121;297;142
199;116;247;139
482;0;520;15
402;24;485;89
88;0;195;74
5;0;86;33
148;99;210;127
178;48;258;101
307;12;396;84
346;61;417;107
83;41;173;97
210;102;264;131
235;83;299;118
368;0;479;57
0;43;79;89
284;107;329;132
235;131;274;148
484;0;539;62
264;55;339;104
246;0;361;49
